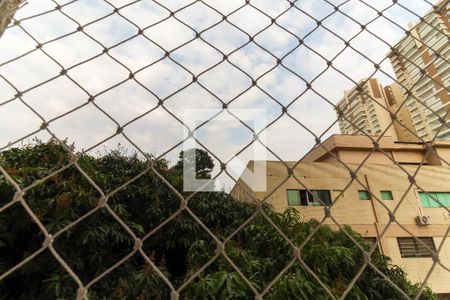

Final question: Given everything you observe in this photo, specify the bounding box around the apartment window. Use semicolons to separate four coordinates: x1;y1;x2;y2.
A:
380;191;393;200
419;192;450;208
358;190;371;200
287;190;301;205
397;237;436;258
364;237;380;253
287;190;331;206
399;162;428;166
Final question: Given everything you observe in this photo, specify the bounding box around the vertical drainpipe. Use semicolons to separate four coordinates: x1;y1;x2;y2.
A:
365;174;386;255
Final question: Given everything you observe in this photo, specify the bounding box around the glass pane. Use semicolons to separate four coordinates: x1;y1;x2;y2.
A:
300;190;308;206
437;192;450;207
287;190;300;205
307;191;319;206
358;190;371;200
419;192;431;208
317;190;331;205
380;191;393;200
429;193;440;208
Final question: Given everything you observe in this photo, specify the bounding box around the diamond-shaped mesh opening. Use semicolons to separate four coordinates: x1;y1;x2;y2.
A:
0;249;79;299
86;252;172;299
144;17;195;51
22;165;102;234
0;100;43;147
61;0;112;26
134;57;193;99
103;164;184;236
140;209;217;286
198;61;252;102
0;139;73;189
49;103;118;150
20;10;77;43
118;1;168;28
222;213;293;292
176;1;223;32
0;202;43;271
52;208;135;283
180;256;256;298
0;50;60;91
172;39;223;75
1;0;449;298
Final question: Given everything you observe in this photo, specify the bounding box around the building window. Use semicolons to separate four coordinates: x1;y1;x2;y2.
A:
287;190;301;205
380;191;393;200
364;237;380;253
419;192;450;208
397;237;436;258
358;190;371;200
287;190;331;206
436;293;450;300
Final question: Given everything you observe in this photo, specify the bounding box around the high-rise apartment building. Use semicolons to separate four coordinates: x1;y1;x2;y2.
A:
388;0;449;141
336;78;410;140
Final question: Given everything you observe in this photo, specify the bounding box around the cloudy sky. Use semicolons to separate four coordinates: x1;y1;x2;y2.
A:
0;0;434;190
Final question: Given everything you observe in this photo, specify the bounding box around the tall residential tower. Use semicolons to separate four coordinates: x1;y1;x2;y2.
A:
336;78;417;141
387;0;449;141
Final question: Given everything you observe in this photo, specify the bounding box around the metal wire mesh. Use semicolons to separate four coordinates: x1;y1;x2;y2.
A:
0;0;449;299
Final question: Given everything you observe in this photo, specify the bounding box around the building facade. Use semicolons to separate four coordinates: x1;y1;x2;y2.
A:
384;83;420;142
387;0;450;141
335;78;420;142
336;78;399;139
231;135;450;297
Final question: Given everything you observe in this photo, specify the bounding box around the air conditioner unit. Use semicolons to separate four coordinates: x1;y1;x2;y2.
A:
415;215;431;226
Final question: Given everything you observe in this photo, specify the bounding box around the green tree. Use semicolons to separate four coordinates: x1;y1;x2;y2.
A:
0;141;438;299
173;148;214;179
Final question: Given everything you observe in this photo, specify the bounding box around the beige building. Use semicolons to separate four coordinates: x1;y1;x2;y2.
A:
336;78;419;142
336;78;399;138
231;135;450;297
387;0;450;141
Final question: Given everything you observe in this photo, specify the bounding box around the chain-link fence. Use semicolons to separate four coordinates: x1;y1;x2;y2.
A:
0;0;449;299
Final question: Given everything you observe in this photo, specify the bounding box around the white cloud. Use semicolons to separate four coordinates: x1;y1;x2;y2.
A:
0;27;36;63
21;76;87;121
197;61;252;101
0;50;60;91
228;6;271;37
67;55;129;95
144;18;195;51
176;2;222;32
84;13;137;47
43;32;103;67
108;35;165;72
61;0;112;25
134;58;193;99
119;1;169;28
0;0;434;190
254;24;298;58
201;21;249;54
171;39;223;75
228;42;277;79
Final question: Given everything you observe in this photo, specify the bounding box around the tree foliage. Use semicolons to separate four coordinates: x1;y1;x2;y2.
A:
0;140;438;299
